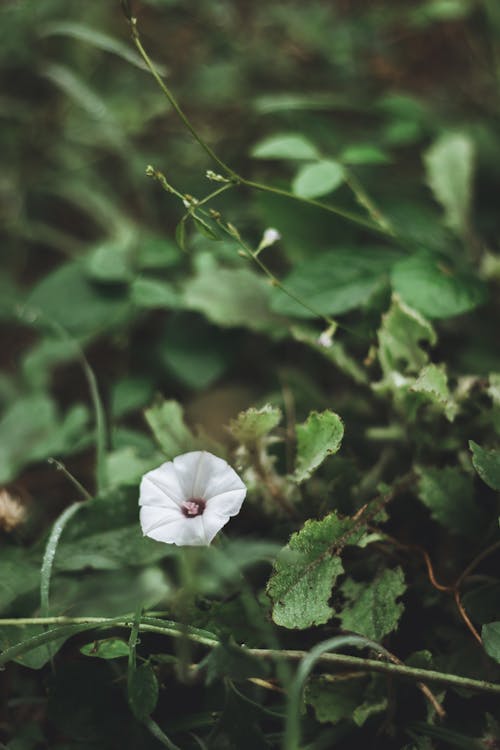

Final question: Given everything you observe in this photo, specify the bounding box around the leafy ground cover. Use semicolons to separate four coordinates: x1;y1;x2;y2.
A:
1;0;500;748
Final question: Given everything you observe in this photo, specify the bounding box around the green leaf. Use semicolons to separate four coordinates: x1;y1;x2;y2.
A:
80;638;130;659
105;447;162;488
86;241;133;283
292;160;345;199
229;404;282;445
192;215;220;241
128;663;159;719
482;622;500;663
291;326;368;385
144;398;197;458
339;144;391;165
202;638;269;684
130;277;180;309
377;295;436;376
251;133;320;161
175;218;187;250
305;677;360;725
111;376;155;418
424;132;474;236
391;254;486;319
183;265;285;332
27;260;129;336
469;441;500;490
294;410;344;483
410;363;458;421
267;512;365;629
0;547;41;613
416;466;481;535
338;567;406;640
271;247;401;318
135;235;180;270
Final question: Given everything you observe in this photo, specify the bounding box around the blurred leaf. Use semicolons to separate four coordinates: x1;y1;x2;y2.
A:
251;133;320;160
424;132;474;236
229;404;282;445
130;277;180;309
469;441;500;490
340;144;391;164
291;326;369;384
135;235;181;270
338;567;406;640
160;314;233;389
294;410;344;483
271;247;401;318
0;548;41;613
111;377;155;419
482;622;500;663
305;677;361;725
27;261;130;336
80;638;130;659
417;466;482;535
86;242;133;283
183;265;285;332
202;638;269;684
377;295;436;376
105;447;162;488
128;663;159;720
292;160;344;198
267;512;365;629
192;215;220;241
144;398;197;458
391;254;486;319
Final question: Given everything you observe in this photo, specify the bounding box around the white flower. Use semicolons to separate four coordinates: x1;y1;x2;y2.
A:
139;451;246;546
257;227;281;253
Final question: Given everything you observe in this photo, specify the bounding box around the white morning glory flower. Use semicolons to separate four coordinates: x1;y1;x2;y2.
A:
139;451;246;546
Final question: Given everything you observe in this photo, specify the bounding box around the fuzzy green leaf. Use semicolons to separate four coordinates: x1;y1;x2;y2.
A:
229;404;282;446
410;363;458;421
469;441;500;490
267;512;364;629
294;410;344;482
338;567;406;640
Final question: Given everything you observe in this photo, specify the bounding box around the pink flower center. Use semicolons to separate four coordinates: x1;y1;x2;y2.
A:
181;498;206;517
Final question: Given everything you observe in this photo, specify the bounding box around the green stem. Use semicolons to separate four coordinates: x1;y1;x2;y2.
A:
47;458;92;501
1;616;499;698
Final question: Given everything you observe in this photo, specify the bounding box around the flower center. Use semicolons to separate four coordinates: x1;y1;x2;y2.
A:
181;498;206;517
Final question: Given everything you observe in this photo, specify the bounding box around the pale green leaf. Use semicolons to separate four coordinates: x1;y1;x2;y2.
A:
416;466;481;535
251;133;320;161
338;567;406;640
130;277;180;309
229;404;282;445
340;144;391;164
292;160;345;199
410;363;458;421
424;132;474;236
144;398;197;458
377;294;436;376
391;254;486;319
295;410;344;483
267;512;365;629
86;241;133;282
469;441;500;490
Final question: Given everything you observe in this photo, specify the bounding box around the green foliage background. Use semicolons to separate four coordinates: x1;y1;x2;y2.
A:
1;0;500;748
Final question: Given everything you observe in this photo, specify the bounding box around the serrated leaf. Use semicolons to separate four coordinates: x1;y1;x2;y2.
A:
271;247;401;318
378;294;436;376
183;265;285;332
144;398;197;458
338;567;406;640
267;512;365;629
410;363;458;421
482;622;500;663
128;663;159;719
292;160;345;199
424;132;474;236
305;674;388;727
251;133;320;160
469;441;500;490
391;254;486;319
80;638;130;659
229;404;282;445
294;410;344;482
416;466;482;535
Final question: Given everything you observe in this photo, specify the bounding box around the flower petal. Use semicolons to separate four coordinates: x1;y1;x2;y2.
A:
140;505;182;536
139;462;185;507
201;507;231;544
206;488;246;517
172;451;220;499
